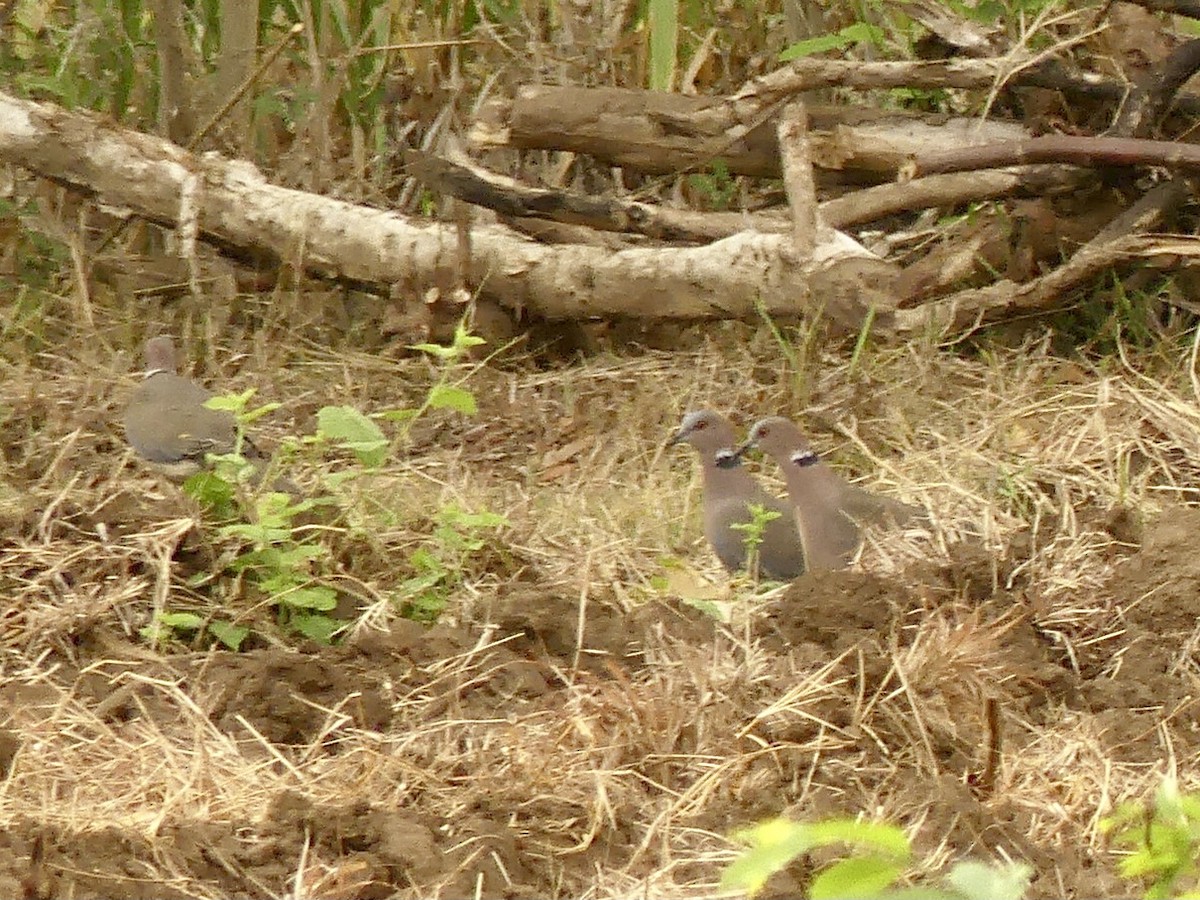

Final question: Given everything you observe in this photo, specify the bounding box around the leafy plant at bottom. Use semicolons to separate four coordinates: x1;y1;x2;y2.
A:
1102;777;1200;899
140;611;250;651
221;490;338;643
178;391;334;644
722;816;1032;900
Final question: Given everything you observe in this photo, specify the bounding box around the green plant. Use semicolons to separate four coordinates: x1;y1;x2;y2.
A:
220;489;337;643
140;611;249;651
1102;778;1200;899
384;320;486;435
722;816;1032;900
779;22;886;62
176;390;336;644
397;504;509;622
730;502;782;582
316;319;499;625
688;159;737;211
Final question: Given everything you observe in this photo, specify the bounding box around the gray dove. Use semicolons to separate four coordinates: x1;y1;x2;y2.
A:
731;416;924;571
668;410;805;580
124;335;288;488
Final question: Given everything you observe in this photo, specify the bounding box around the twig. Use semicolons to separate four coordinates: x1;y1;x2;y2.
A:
899;179;1189;333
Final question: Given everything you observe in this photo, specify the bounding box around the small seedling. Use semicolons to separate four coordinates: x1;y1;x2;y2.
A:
731;502;783;583
140;611;249;651
1102;777;1200;899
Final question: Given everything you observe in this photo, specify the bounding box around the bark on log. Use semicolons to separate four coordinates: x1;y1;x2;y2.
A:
0;90;896;326
470;85;1028;178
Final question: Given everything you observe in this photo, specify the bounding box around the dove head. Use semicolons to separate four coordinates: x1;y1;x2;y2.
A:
143;336;178;376
745;416;819;468
667;410;739;458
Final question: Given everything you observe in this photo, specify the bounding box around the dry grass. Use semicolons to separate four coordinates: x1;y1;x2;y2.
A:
3;298;1200;897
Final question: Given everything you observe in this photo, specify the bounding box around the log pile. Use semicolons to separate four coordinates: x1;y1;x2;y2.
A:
4;0;1200;336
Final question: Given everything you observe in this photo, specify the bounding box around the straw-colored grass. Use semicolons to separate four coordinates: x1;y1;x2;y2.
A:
3;300;1200;898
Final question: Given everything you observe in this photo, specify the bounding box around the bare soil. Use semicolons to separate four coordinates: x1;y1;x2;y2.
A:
4;326;1199;898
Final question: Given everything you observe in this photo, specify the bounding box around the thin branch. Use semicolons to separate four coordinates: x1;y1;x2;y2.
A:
910;133;1200;178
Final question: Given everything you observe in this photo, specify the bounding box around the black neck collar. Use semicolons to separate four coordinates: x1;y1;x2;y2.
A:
714;449;741;469
791;450;819;468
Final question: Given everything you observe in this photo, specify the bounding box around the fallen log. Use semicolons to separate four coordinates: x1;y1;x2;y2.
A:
0;90;897;327
470;84;1028;178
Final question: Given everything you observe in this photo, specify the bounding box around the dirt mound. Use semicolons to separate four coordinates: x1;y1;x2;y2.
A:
1074;507;1200;756
0;536;1150;899
11;337;1200;898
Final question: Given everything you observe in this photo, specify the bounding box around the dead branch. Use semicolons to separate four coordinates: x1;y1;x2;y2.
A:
732;57;1022;106
1112;38;1200;138
470;85;1028;178
403;149;779;243
899;179;1189;334
0;89;901;325
822;165;1081;229
738;55;1200;127
911;133;1200;177
412;146;1083;241
777;100;818;256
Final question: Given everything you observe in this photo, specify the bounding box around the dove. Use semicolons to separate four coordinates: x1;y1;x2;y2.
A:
730;416;924;571
124;335;291;489
668;410;805;580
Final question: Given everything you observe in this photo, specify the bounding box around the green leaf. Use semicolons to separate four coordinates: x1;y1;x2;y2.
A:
208;620;250;651
428;383;478;414
141;611;205;646
290;613;342;644
316;405;388;467
240;401;282;424
804;819;912;859
204;388;257;413
779;32;853;60
944;860;1033;900
647;0;677;91
680;596;722;619
183;470;236;512
277;585;338;611
722;819;812;896
158;612;205;631
811;856;902;900
400;590;448;623
779;23;885;61
451;322;486;351
379;407;420;423
411;341;458;360
275;544;327;568
221;522;292;544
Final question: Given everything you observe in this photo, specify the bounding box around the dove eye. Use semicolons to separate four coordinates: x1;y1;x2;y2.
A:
694;420;707;430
